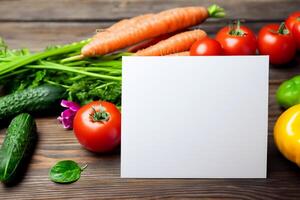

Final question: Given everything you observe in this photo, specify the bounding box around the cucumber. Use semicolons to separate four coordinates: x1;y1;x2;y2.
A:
0;113;36;182
0;84;66;120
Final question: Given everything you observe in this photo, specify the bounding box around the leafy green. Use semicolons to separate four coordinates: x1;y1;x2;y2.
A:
0;38;127;107
49;160;87;184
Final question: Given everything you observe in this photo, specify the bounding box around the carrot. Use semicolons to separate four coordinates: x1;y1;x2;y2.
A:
166;51;190;56
94;14;154;38
82;5;225;56
134;30;206;56
108;14;154;32
127;33;175;53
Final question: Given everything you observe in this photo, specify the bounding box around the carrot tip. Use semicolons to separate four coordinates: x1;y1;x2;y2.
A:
81;45;92;57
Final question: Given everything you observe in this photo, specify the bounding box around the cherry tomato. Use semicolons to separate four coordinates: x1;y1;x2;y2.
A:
190;37;223;56
73;101;121;153
293;22;300;49
258;23;296;65
285;11;300;31
216;21;257;55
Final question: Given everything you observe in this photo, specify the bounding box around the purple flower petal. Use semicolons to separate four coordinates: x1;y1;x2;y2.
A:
58;100;81;130
57;116;63;123
61;109;74;118
69;104;80;112
60;100;71;108
61;117;72;129
60;100;80;111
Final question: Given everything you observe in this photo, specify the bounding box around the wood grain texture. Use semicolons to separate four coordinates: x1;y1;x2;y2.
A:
0;0;300;199
0;0;299;21
0;119;300;200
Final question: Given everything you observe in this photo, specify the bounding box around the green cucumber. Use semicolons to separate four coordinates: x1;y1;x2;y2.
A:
0;84;66;120
0;113;36;182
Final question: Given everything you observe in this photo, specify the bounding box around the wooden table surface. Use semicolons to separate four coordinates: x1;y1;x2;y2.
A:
1;0;300;199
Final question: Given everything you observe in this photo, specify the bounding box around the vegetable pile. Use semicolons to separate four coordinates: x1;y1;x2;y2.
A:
0;3;299;184
0;38;124;106
0;4;226;108
188;19;299;65
82;4;225;57
0;4;226;184
272;12;300;168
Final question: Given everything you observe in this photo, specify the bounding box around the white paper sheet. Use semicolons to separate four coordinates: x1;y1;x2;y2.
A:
121;56;269;178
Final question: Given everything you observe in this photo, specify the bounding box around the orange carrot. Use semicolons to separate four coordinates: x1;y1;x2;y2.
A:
166;51;190;56
93;14;154;40
134;30;206;56
127;33;175;53
108;14;154;32
82;5;225;56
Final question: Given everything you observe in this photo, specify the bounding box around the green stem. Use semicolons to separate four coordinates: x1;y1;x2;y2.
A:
69;75;86;81
228;20;245;36
94;82;116;90
91;106;110;122
277;22;289;35
64;61;90;66
109;71;122;76
207;4;226;18
26;63;121;81
0;69;31;80
44;80;70;88
0;39;91;76
91;61;122;68
0;57;19;62
60;54;84;63
72;66;121;73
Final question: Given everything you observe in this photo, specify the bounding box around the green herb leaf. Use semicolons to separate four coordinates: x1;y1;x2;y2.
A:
49;160;87;184
31;70;47;88
0;38;123;107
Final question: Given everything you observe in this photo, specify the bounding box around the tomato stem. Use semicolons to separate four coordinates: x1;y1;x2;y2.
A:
90;105;110;122
277;22;289;35
228;20;245;36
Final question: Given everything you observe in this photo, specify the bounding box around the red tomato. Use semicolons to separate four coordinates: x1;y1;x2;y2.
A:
285;11;300;31
286;11;300;50
293;23;300;49
216;22;257;55
73;101;121;153
258;23;296;65
190;37;223;56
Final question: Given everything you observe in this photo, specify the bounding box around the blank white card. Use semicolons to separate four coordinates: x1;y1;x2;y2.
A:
121;56;269;178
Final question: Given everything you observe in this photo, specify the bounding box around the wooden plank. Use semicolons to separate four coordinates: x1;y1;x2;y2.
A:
0;0;299;21
0;118;299;200
0;22;103;52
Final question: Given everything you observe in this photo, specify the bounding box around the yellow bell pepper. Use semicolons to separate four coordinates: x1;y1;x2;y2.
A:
274;104;300;166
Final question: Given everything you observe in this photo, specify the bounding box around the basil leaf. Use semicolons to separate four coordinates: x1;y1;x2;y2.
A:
49;160;87;184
